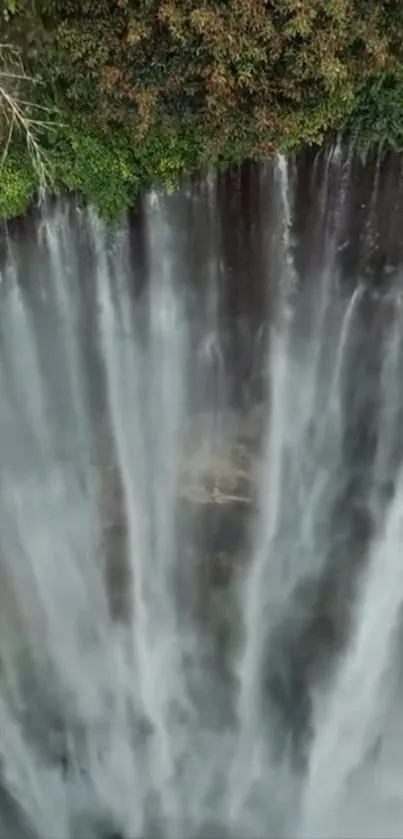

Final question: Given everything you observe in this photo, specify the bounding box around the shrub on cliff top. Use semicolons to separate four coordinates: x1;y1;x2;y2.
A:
1;0;403;219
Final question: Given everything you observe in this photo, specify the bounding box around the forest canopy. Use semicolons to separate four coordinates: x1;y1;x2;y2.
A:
1;0;403;219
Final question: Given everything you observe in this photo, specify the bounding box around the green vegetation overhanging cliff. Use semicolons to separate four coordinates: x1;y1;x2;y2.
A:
1;0;403;220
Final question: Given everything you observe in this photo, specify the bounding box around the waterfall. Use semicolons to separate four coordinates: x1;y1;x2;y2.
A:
300;465;403;838
0;149;403;839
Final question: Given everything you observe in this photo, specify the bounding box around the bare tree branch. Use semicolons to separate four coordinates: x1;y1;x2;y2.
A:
0;43;54;198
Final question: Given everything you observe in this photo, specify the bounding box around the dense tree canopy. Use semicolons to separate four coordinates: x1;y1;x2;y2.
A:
1;0;403;218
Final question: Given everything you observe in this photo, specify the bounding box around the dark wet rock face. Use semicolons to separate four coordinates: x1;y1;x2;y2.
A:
100;409;261;626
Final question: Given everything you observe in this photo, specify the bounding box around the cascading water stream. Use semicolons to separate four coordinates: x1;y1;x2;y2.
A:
224;155;299;834
300;462;403;839
0;149;403;839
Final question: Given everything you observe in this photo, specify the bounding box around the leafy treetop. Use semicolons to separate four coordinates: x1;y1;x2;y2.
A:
1;0;403;218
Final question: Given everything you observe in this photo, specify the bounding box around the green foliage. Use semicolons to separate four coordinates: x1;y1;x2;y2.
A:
1;0;403;219
51;129;139;219
2;0;21;21
344;73;403;155
0;121;208;220
0;150;36;219
50;122;207;215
